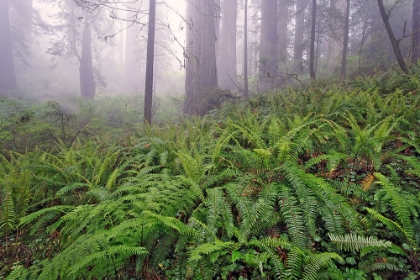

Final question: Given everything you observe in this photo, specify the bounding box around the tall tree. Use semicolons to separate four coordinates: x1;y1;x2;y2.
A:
278;0;289;66
327;0;346;71
79;9;95;100
0;0;17;94
377;0;409;74
184;0;218;115
219;0;237;89
243;0;249;98
340;0;350;77
259;0;278;90
412;0;420;64
294;0;307;74
11;0;33;48
309;0;317;79
144;0;156;124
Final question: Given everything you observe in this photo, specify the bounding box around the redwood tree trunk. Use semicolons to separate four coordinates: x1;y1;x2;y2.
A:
184;0;218;115
327;0;346;71
0;0;17;94
144;0;156;124
294;0;306;74
340;0;350;77
80;11;95;100
243;0;249;98
219;0;237;89
259;0;278;90
309;0;316;79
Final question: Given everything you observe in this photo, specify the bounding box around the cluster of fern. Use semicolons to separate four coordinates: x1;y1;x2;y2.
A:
1;72;420;279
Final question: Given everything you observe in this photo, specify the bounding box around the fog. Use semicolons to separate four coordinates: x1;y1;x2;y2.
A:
8;0;187;101
0;0;416;116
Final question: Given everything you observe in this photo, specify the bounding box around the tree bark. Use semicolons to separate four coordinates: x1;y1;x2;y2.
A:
12;0;33;48
219;0;237;89
340;0;350;77
144;0;156;124
294;0;307;74
243;0;249;98
184;0;218;115
377;0;409;74
309;0;316;79
260;0;278;90
0;0;17;94
80;10;95;100
327;0;346;71
412;0;420;64
278;0;289;64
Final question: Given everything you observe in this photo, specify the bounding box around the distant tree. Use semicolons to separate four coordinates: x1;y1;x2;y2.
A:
144;0;156;124
412;0;420;64
340;0;350;77
294;0;307;74
278;0;290;74
327;0;346;71
47;0;109;99
259;0;278;90
219;0;237;89
0;0;17;94
184;0;218;115
79;9;95;100
309;0;317;79
377;0;409;74
11;0;33;49
243;0;249;98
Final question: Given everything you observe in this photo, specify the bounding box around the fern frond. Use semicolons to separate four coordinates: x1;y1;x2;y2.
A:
302;252;343;280
329;233;391;252
361;174;375;191
189;240;233;262
374;172;415;243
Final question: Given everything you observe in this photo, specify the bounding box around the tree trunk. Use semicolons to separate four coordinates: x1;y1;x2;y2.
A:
219;0;237;89
80;10;95;100
377;0;409;74
144;0;156;124
309;0;316;79
412;0;420;64
294;0;307;74
260;0;278;90
0;0;17;94
12;0;33;48
340;0;350;77
327;0;346;71
278;0;289;61
184;0;218;115
243;0;249;98
215;0;221;77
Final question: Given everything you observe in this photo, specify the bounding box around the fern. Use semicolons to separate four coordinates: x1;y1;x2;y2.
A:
373;171;416;244
329;233;391;252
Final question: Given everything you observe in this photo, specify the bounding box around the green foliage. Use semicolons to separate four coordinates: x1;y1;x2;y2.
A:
2;73;420;279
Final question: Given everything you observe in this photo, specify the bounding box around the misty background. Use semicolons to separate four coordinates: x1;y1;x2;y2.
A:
0;0;418;113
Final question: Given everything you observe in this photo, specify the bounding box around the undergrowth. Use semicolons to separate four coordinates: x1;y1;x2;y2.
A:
1;71;420;279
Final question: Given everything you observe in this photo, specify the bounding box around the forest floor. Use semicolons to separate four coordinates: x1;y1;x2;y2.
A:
1;72;420;280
